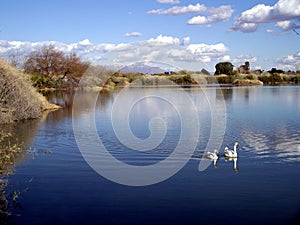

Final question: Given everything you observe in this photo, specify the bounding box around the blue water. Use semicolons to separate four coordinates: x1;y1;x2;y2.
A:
3;86;300;225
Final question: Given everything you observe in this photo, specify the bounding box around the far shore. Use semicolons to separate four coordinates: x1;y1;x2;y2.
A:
37;72;299;92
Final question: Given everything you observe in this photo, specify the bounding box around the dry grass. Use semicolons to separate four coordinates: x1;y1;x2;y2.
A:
0;59;59;124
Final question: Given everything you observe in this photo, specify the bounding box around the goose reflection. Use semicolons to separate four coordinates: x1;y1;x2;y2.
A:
225;157;239;173
192;149;219;169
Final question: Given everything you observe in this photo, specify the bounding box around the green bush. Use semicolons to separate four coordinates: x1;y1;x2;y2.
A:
245;74;258;80
258;74;270;84
168;74;194;84
272;73;283;83
30;74;55;88
258;73;285;84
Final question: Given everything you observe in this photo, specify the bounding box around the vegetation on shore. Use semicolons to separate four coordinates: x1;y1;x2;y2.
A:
2;44;300;95
11;45;298;91
0;59;59;124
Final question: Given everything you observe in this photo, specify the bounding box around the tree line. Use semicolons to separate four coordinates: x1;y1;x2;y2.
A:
6;44;300;88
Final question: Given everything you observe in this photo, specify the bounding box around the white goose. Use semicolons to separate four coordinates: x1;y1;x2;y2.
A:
205;149;219;168
205;149;219;160
224;142;239;158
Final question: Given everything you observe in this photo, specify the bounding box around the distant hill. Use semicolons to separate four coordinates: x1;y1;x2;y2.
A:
121;63;165;74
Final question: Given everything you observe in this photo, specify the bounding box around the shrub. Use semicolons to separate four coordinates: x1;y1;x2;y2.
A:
31;74;55;88
258;74;271;84
272;73;283;83
0;59;54;123
258;73;285;84
215;75;233;84
245;74;258;80
168;74;195;84
215;62;234;75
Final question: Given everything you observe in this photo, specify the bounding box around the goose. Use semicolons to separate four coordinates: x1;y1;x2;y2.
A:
205;149;219;168
224;142;239;158
205;149;219;160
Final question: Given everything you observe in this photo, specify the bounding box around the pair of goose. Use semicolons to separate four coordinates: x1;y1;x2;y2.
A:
206;142;239;161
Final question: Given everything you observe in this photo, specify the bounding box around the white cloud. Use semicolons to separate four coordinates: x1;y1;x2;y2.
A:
78;39;92;45
208;5;234;23
188;16;207;25
222;55;231;61
277;51;300;71
231;0;300;32
0;39;129;63
186;43;230;63
276;20;300;30
148;3;206;15
148;34;181;45
125;32;142;37
0;37;230;71
157;0;179;4
148;3;233;27
187;5;234;26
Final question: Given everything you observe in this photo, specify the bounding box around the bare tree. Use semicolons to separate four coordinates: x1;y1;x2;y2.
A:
23;45;89;80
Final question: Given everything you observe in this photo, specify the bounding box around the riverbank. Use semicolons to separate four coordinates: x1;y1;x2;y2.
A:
100;71;299;90
0;59;60;124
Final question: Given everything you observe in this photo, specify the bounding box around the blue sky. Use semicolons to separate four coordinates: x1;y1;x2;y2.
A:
1;0;300;72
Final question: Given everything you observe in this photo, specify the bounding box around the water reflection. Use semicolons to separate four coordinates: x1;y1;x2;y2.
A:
234;87;300;162
216;87;233;102
0;117;46;173
243;129;300;162
225;157;239;173
44;87;300;164
44;90;115;124
0;111;51;222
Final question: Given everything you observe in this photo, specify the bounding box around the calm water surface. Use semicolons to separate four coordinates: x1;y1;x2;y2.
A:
3;86;300;225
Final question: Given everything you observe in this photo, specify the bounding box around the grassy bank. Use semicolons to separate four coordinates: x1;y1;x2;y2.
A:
101;71;267;88
0;59;59;124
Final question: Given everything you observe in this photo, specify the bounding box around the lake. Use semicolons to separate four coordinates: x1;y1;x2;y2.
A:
1;85;300;225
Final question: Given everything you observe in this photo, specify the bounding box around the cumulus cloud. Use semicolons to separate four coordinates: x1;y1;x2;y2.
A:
0;39;129;62
277;51;300;71
125;32;142;37
188;5;233;26
148;3;206;15
231;0;300;32
157;0;179;4
0;36;230;71
186;43;230;63
276;21;300;30
148;3;233;27
148;34;181;45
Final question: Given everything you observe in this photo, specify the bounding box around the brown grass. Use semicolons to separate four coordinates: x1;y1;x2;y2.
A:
0;59;59;124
